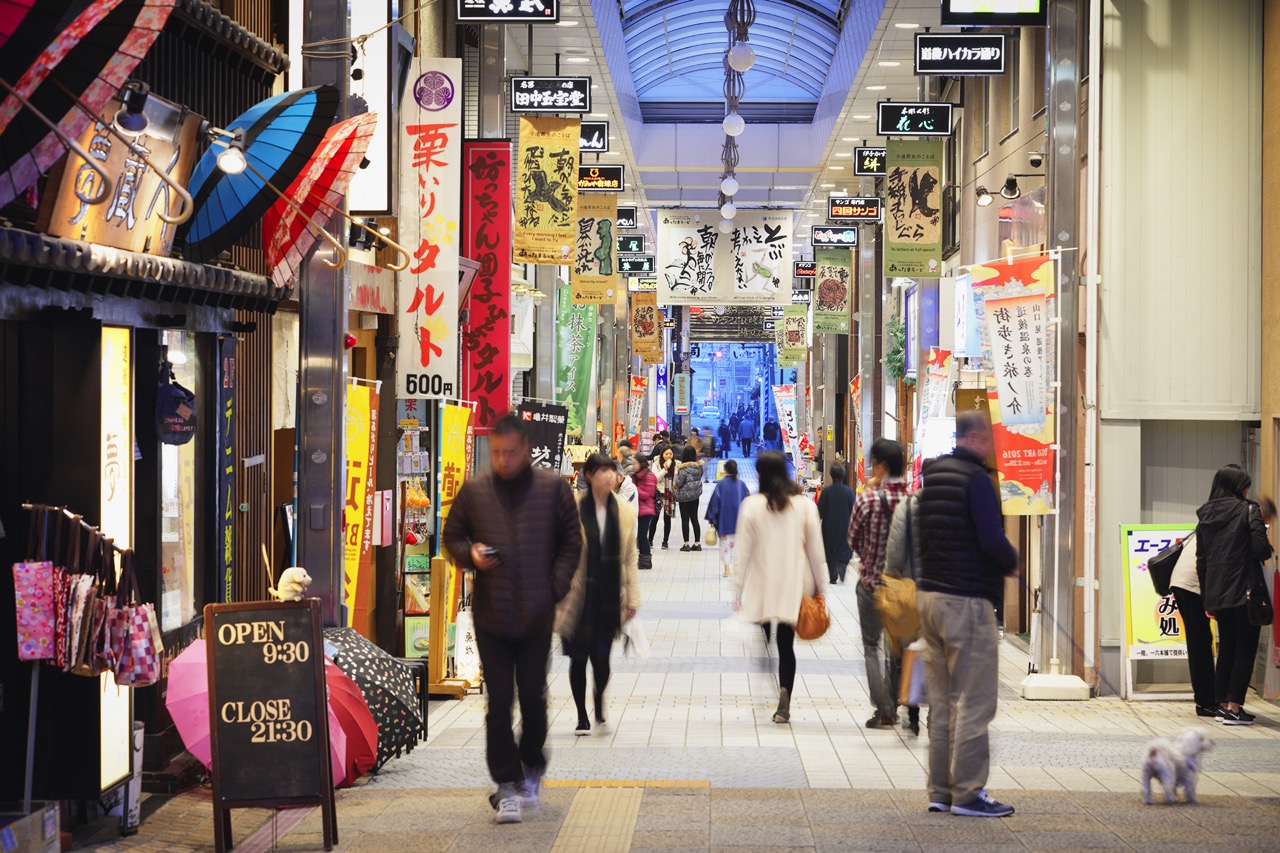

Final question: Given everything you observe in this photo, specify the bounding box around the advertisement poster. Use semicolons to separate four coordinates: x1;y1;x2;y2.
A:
812;246;852;334
571;192;618;303
514;116;580;264
971;254;1056;515
100;327;133;551
630;290;662;361
461;141;512;432
554;286;597;437
885;139;943;279
627;376;648;438
518;401;569;473
727;210;793;304
436;403;472;546
913;348;954;488
657;209;725;304
343;382;378;629
673;372;690;415
398;57;462;399
1120;524;1194;661
781;304;809;363
773;384;803;474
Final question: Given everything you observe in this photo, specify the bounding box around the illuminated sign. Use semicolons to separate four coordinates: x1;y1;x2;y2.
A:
618;255;655;274
877;102;953;137
617;234;645;254
617;206;638;229
580;120;609;152
940;0;1046;27
458;0;560;22
577;165;624;192
915;34;1007;76
811;226;859;247
509;76;590;113
854;146;887;177
827;197;882;223
794;261;816;278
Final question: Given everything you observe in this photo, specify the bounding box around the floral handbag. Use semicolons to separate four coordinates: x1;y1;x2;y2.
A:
13;507;58;661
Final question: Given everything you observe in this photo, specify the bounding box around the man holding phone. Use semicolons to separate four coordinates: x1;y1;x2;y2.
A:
443;413;583;825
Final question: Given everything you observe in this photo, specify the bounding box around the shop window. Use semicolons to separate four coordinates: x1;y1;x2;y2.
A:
159;330;207;631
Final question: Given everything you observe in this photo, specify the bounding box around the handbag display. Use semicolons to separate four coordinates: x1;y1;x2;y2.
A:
796;592;830;640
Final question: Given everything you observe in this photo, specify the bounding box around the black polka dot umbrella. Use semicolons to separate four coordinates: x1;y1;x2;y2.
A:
322;627;422;771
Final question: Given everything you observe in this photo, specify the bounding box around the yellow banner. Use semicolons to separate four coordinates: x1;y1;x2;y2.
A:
343;382;374;626
630;290;662;358
514;116;580;265
438;403;472;528
571;192;617;303
1121;525;1194;661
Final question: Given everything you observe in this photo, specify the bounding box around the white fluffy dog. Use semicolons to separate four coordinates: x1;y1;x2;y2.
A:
1141;726;1214;805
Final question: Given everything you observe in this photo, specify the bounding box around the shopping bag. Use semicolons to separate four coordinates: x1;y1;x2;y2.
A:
898;640;928;706
621;618;650;659
705;526;718;547
13;561;57;661
112;552;165;687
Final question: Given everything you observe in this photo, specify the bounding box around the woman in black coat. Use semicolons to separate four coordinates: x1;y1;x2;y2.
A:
1196;464;1273;725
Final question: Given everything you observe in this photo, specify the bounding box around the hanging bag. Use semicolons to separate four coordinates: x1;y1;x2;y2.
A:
1146;537;1186;598
13;505;57;662
156;361;197;446
796;593;830;640
112;551;165;686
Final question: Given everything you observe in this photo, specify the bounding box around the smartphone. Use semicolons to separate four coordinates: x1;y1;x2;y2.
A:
481;546;500;559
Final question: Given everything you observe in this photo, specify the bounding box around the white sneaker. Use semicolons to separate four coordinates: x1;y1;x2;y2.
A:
494;795;522;824
521;770;543;808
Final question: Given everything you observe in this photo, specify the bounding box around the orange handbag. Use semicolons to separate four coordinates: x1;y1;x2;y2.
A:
796;593;830;640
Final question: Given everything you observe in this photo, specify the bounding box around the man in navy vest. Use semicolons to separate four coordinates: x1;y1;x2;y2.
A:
916;410;1018;818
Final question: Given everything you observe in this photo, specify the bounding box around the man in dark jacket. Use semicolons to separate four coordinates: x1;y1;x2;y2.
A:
817;463;855;584
442;413;583;824
915;410;1018;819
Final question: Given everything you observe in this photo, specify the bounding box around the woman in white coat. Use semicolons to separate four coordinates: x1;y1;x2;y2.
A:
734;451;827;723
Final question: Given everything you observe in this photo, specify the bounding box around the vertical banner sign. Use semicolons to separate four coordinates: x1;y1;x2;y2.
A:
461;141;513;431
398;58;462;399
1120;525;1194;660
343;382;378;629
970;254;1056;515
812;247;852;334
673;372;690;415
850;374;866;490
885;139;943;278
436;403;473;550
630;291;662;360
554;286;597;437
781;304;809;363
217;337;237;603
657;210;725;304
518;401;569;472
729;210;793;305
913;348;953;489
628;376;648;438
772;384;803;474
514;116;580;264
572;192;618;303
100;327;133;550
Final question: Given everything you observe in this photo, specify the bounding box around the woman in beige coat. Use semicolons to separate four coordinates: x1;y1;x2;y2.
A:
555;453;640;735
734;451;827;723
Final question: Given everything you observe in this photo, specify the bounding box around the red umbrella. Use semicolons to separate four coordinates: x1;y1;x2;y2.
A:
0;1;72;51
323;658;378;786
263;112;378;290
0;0;176;208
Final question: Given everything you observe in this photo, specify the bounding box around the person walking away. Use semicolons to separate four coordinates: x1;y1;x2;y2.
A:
556;453;640;736
631;454;658;570
442;414;583;824
688;428;703;461
739;415;755;457
817;463;855;584
719;420;732;460
617;439;637;476
883;458;935;736
1196;464;1274;725
848;438;911;728
915;411;1018;817
674;446;705;551
706;459;751;577
734;451;827;723
614;463;638;512
650;446;678;550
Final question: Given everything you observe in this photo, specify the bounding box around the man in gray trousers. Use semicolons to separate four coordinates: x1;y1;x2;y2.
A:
915;411;1019;818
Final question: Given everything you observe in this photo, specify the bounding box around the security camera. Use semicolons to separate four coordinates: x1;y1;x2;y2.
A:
1028;151;1044;169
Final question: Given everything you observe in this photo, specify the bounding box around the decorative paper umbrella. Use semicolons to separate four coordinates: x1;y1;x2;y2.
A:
165;639;355;787
0;0;176;208
0;0;72;52
178;85;340;265
263;112;378;290
322;627;422;771
323;658;378;786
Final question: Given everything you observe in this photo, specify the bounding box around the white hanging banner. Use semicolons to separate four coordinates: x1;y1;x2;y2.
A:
727;210;793;305
656;209;793;306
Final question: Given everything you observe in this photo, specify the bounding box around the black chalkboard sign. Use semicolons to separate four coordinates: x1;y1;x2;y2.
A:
205;600;336;852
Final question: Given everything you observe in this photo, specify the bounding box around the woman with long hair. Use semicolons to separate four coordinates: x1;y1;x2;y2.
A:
1195;463;1274;725
650;446;677;550
734;451;827;723
706;459;750;577
631;453;657;570
674;445;705;551
555;453;640;735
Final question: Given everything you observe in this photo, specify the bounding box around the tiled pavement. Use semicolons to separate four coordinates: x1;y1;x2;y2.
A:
90;470;1280;851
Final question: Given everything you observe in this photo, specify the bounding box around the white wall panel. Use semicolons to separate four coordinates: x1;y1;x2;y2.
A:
1100;0;1262;419
1141;420;1245;523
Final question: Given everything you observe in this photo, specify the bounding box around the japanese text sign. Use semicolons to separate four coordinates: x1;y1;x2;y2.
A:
514;116;579;264
915;33;1007;76
619;255;655;274
877;102;953;137
794;261;816;278
580;120;609;152
812;246;852;334
885;139;943;279
397;58;462;399
554;286;597;437
577;164;624;192
617;234;645;254
616;206;638;229
827;197;882;223
571;191;618;304
461;141;513;432
1121;525;1194;661
458;0;560;22
781;305;808;363
673;372;690;415
518;401;569;473
854;146;887;177
812;226;858;247
437;403;472;529
630;290;662;361
657;209;793;305
509;77;590;113
343;381;378;629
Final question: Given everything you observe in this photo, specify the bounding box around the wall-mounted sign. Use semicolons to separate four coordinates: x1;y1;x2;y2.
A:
619;254;655;274
854;146;887;177
792;288;811;305
941;0;1046;27
458;0;560;21
827;196;882;223
616;206;638;229
763;318;778;332
578;165;624;192
628;276;657;292
510;76;591;113
579;120;609;152
770;305;786;317
794;261;816;278
663;318;675;328
877;101;953;137
915;33;1006;76
617;234;645;254
812;226;859;247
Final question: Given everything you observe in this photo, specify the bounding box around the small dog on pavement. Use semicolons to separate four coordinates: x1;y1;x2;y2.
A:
1141;727;1214;805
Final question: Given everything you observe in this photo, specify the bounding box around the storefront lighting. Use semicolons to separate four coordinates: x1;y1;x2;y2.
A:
113;81;150;137
214;130;248;175
975;186;994;207
1000;174;1022;200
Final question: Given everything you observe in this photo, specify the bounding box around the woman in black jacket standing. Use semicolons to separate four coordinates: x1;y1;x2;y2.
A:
1196;464;1273;725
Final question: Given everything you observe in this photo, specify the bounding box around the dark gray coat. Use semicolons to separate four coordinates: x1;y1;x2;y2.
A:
1196;496;1272;611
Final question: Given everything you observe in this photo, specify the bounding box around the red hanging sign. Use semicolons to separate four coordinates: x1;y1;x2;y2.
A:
461;141;513;432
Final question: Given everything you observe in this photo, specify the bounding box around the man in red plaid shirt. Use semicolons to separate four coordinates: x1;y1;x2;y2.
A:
848;438;911;728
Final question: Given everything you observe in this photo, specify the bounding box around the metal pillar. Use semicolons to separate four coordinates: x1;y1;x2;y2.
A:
1039;0;1083;679
296;0;349;627
533;267;557;402
857;223;877;462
